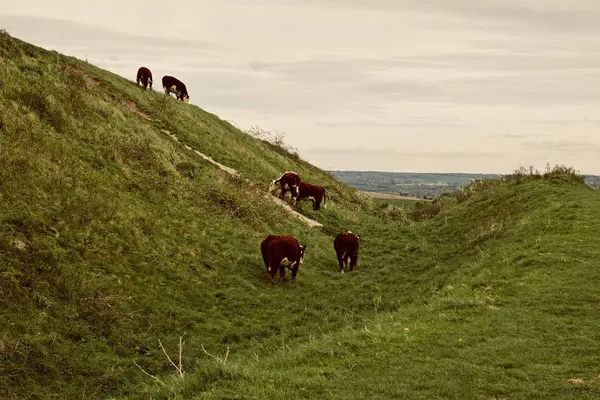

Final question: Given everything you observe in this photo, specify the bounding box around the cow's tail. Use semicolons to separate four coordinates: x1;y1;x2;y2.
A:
323;188;327;209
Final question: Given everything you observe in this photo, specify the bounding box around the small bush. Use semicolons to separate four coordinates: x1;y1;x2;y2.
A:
0;27;19;58
244;124;302;161
410;198;444;221
502;163;585;185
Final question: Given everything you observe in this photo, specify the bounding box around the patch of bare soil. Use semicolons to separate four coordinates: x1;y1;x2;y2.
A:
124;100;151;120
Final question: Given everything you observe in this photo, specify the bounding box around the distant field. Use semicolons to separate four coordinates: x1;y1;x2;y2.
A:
358;190;421;201
333;170;600;198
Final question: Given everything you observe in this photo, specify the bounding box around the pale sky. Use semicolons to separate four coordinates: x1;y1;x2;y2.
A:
2;1;600;174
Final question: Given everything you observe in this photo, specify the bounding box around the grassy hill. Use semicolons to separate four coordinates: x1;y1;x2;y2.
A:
1;31;600;400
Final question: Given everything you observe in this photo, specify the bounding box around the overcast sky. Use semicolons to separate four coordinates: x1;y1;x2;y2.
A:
2;1;600;174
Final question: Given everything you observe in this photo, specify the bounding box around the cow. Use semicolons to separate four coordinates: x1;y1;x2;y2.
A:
295;181;327;210
136;66;153;90
268;171;301;201
162;75;190;102
333;231;360;273
260;234;306;285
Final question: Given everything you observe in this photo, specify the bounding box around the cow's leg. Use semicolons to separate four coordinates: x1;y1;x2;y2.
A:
349;254;357;271
267;258;278;285
291;185;299;199
268;268;276;285
281;183;290;200
338;254;345;273
279;265;286;282
312;199;318;210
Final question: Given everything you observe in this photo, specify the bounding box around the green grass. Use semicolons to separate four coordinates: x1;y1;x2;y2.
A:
1;31;600;400
372;197;420;207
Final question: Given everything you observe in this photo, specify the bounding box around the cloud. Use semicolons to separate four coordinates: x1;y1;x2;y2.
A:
298;0;600;35
0;14;225;51
319;116;470;129
301;147;504;159
484;133;525;139
520;139;600;153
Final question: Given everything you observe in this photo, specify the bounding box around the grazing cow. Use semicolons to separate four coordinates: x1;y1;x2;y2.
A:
162;75;190;102
268;171;301;201
333;231;360;273
296;181;327;210
260;234;306;285
136;66;153;90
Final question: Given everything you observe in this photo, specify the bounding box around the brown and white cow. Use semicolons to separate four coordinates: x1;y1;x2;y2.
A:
260;234;306;285
333;231;360;273
295;181;327;210
268;171;301;201
136;66;153;90
162;75;190;102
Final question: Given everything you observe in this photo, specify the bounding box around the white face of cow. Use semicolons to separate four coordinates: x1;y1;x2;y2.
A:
183;95;190;103
268;180;280;195
299;245;306;264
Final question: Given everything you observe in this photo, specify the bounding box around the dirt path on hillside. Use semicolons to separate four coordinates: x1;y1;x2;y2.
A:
157;129;323;228
122;98;322;228
160;129;240;177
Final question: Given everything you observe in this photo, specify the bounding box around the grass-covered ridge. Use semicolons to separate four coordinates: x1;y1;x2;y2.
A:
1;31;600;399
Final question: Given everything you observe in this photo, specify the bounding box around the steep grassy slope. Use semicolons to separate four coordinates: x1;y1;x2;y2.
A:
0;32;374;399
0;30;415;399
1;31;599;400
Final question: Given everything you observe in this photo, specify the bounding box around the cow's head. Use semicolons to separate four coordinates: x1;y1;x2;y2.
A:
299;244;306;264
183;94;190;103
291;244;307;280
268;179;281;195
347;231;360;241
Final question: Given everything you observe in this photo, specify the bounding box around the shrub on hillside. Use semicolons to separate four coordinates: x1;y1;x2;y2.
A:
371;201;411;222
502;163;585;185
0;28;19;58
244;125;301;161
409;198;444;221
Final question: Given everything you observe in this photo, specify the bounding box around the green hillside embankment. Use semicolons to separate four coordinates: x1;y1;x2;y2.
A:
1;32;599;400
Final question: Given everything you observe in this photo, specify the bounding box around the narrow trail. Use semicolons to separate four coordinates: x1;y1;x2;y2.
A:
155;124;323;228
122;97;323;227
160;129;240;177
